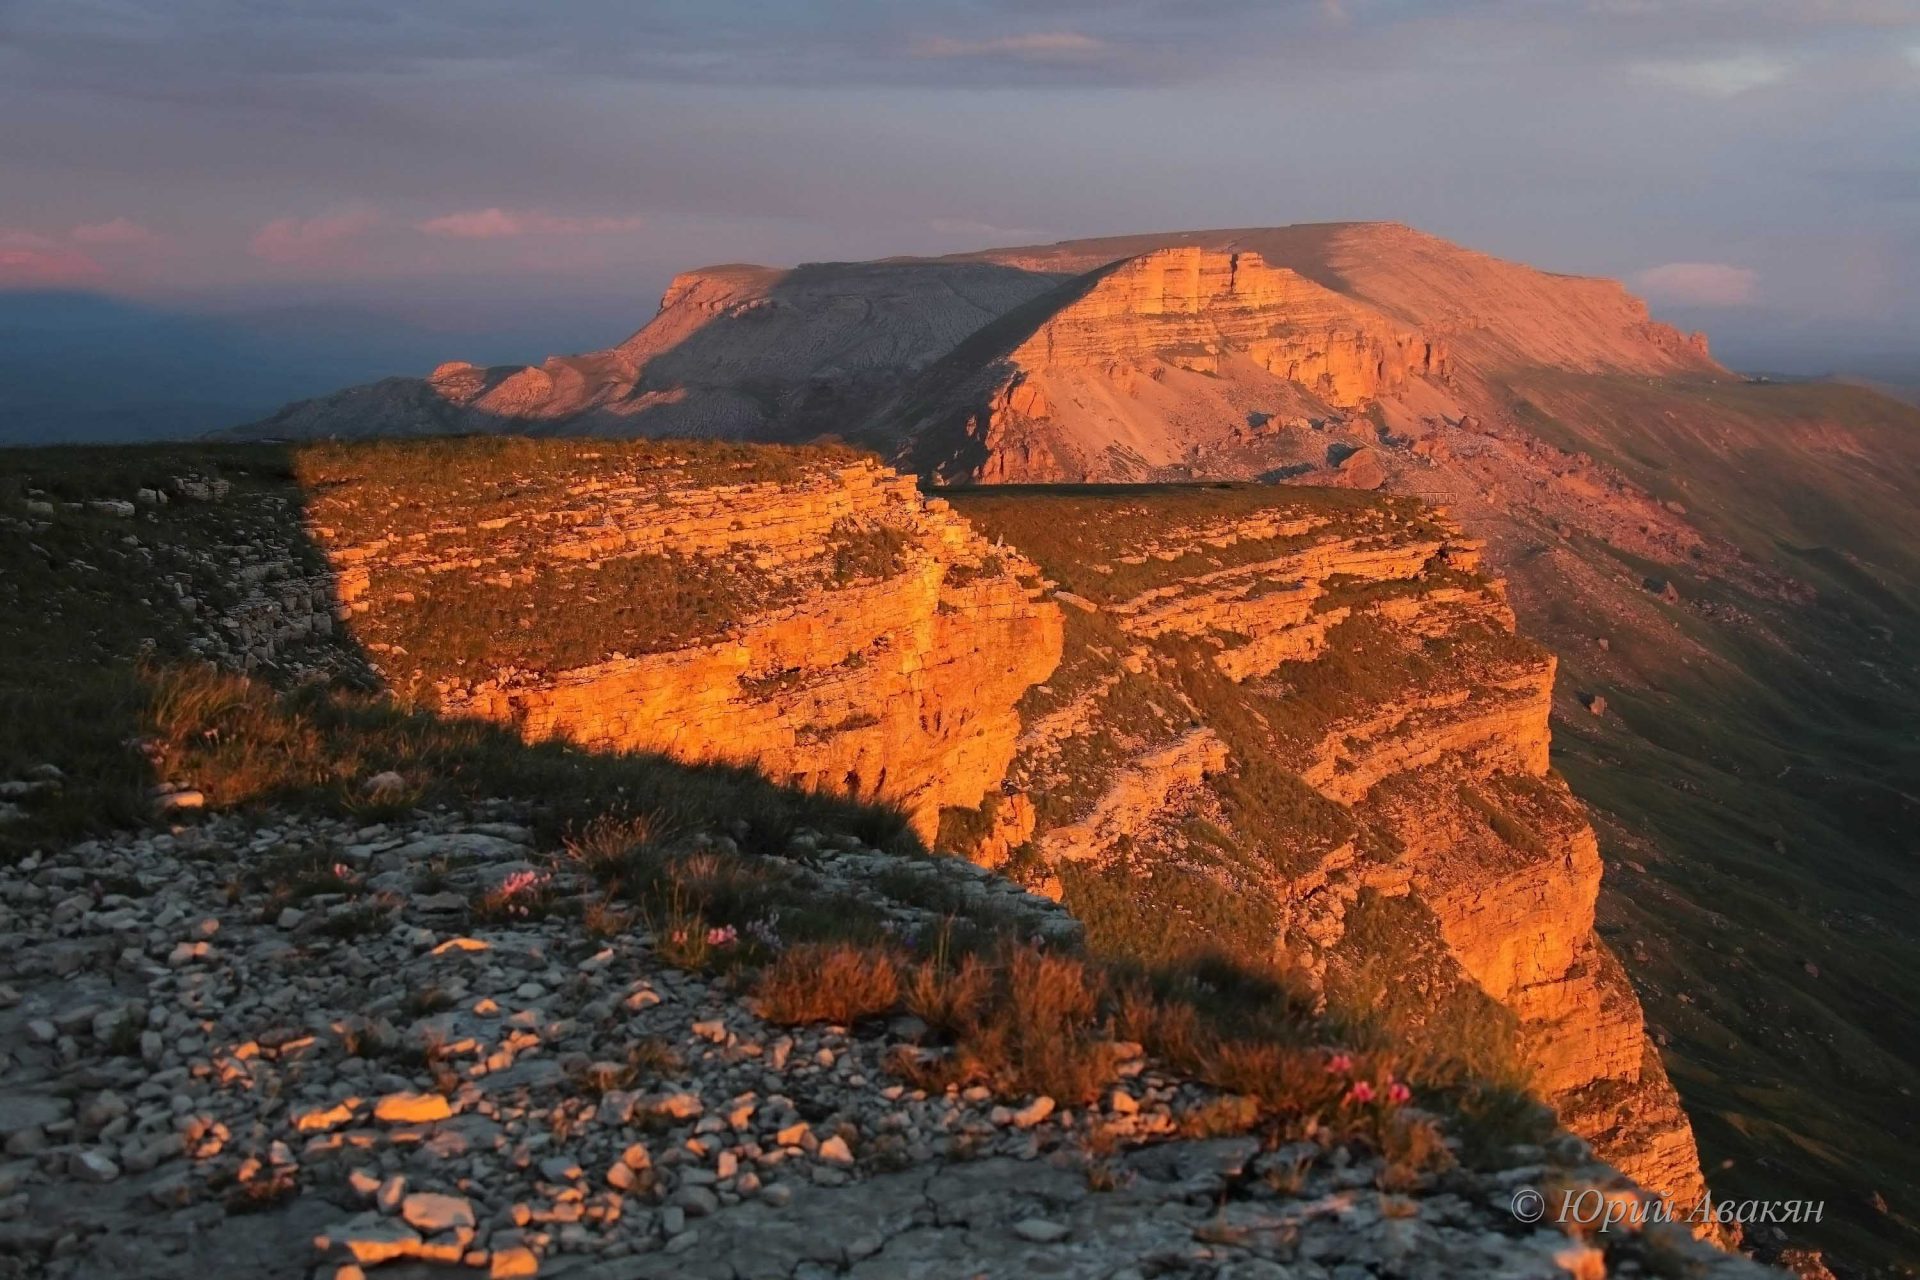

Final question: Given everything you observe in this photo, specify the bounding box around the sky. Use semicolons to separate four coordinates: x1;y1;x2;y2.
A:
4;0;1920;438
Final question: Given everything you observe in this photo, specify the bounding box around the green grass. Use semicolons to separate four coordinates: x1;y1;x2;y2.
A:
365;549;762;673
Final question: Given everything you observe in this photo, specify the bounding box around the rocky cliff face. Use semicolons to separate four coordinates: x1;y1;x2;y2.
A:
5;437;1732;1252
297;449;1710;1217
941;485;1712;1218
879;228;1717;486
900;246;1447;483
1006;247;1444;404
298;443;1062;841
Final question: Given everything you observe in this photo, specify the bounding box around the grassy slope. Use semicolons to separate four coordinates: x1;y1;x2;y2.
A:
1502;375;1920;1270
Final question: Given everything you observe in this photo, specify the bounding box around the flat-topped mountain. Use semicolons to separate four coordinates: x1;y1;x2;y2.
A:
238;222;1710;459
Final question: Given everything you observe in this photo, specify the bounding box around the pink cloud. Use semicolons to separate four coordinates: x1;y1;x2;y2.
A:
415;208;647;239
1;229;52;248
1633;262;1759;307
0;230;105;286
248;209;381;263
71;217;158;245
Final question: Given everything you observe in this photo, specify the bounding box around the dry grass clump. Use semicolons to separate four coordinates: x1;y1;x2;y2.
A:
131;663;922;860
564;811;680;880
470;868;559;923
753;942;903;1025
900;945;1125;1105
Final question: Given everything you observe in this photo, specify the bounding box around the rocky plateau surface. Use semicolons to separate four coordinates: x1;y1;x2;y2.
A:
0;804;1775;1280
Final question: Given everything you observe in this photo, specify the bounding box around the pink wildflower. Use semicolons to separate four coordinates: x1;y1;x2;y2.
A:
1387;1081;1412;1106
1325;1052;1354;1075
706;925;739;947
331;862;355;882
1346;1080;1376;1105
497;869;549;900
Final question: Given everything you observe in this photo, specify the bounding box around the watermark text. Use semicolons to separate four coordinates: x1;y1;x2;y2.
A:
1509;1187;1824;1229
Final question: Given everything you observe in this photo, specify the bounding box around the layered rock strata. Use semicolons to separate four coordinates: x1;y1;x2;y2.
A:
944;485;1714;1220
297;447;1712;1224
300;446;1062;839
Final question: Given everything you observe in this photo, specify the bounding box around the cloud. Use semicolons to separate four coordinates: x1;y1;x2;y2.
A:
1634;262;1759;307
1633;52;1791;97
0;229;104;285
910;31;1108;62
415;208;647;239
70;217;158;245
0;228;58;251
247;209;381;262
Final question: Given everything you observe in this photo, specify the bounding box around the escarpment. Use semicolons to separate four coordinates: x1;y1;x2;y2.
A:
940;484;1713;1218
5;437;1729;1247
287;443;1714;1220
895;246;1448;483
296;442;1063;840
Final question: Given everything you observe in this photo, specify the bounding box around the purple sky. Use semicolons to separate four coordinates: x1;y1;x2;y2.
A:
4;0;1920;401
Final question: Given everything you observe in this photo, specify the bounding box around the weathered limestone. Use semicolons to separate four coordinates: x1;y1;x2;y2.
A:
309;459;1063;839
950;490;1715;1224
1038;729;1229;866
1003;247;1445;410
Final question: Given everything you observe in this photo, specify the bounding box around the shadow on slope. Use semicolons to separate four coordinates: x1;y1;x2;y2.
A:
1495;375;1920;1272
237;261;1069;445
0;441;923;865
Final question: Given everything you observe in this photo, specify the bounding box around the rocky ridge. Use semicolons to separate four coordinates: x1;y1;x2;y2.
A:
941;486;1713;1220
300;447;1062;840
282;447;1717;1223
243;261;1064;443
0;439;1816;1275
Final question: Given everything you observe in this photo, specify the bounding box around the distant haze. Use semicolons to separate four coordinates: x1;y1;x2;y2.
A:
3;0;1918;441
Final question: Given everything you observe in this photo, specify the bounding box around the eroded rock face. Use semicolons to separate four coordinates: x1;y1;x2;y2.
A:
1008;247;1444;405
295;448;1710;1225
304;450;1061;839
944;485;1714;1222
942;246;1446;483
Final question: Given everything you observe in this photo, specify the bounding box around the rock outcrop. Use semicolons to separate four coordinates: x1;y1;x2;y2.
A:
300;444;1062;839
943;485;1714;1221
900;246;1447;482
286;449;1713;1221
